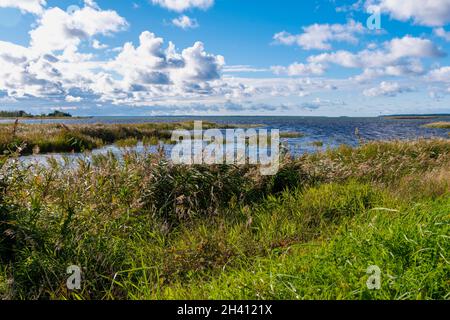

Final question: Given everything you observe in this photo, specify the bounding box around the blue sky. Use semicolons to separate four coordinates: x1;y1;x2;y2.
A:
0;0;450;116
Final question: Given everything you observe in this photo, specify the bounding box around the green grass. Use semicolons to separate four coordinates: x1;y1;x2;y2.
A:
115;137;139;148
310;141;324;148
144;193;449;300
0;138;449;300
280;132;305;138
423;122;450;129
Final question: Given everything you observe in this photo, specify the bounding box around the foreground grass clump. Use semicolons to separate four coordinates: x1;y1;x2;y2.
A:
423;122;450;129
0;121;237;156
0;138;449;300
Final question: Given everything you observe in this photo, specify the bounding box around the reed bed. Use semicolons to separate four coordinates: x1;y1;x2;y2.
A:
0;121;240;156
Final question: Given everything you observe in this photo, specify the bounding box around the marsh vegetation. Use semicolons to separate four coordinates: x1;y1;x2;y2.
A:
0;138;449;299
423;122;450;129
0;121;245;156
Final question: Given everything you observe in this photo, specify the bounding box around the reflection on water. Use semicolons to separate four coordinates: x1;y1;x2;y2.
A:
19;143;166;166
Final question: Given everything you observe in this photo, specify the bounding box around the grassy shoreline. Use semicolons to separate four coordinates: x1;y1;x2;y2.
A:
0;117;90;120
0;121;246;156
423;122;450;129
0;138;449;300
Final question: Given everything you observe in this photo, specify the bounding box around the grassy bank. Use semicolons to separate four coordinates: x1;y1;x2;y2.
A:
0;121;241;156
0;138;449;300
423;122;450;129
280;132;304;138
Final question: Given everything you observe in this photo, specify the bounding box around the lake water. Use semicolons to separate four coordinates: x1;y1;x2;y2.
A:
7;116;449;165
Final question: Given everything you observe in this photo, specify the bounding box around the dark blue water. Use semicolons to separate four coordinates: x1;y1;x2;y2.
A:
9;116;449;164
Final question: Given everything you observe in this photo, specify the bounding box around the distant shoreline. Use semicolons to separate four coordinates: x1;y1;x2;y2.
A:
0;116;92;120
380;114;450;120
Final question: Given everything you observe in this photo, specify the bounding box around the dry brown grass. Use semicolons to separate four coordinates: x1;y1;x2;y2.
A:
423;122;450;129
394;164;450;200
300;139;450;184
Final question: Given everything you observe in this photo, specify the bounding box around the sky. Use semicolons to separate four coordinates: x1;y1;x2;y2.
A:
0;0;450;116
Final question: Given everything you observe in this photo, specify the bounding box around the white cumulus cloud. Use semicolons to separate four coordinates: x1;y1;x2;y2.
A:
30;1;127;53
0;0;46;15
271;62;326;76
151;0;214;12
363;81;415;97
172;15;199;29
427;66;450;82
366;0;450;27
0;25;229;106
273;20;365;50
65;95;82;102
434;27;450;41
92;39;108;50
308;36;443;81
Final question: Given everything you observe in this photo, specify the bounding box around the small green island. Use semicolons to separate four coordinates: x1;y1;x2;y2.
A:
423;122;450;129
280;131;305;138
381;113;450;120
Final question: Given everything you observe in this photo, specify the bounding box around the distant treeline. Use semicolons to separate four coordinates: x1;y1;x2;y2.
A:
0;110;72;118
